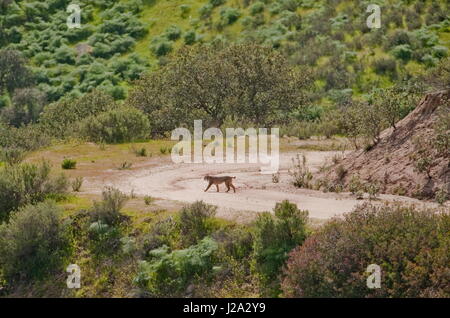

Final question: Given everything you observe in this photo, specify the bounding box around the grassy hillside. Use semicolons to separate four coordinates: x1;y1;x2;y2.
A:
1;0;449;105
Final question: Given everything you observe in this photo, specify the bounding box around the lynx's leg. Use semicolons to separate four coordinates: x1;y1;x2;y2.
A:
204;182;213;192
226;183;230;192
230;182;236;193
216;184;219;192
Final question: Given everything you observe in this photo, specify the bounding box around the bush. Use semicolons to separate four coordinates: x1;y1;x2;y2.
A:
180;4;191;18
39;89;117;139
54;45;76;64
0;201;70;282
130;145;147;157
90;187;128;226
81;106;150;143
0;161;68;222
289;154;313;188
0;147;26;165
142;217;178;252
144;195;154;205
391;44;412;62
372;58;397;76
184;30;196;45
61;158;76;170
87;220;123;256
250;2;265;15
252;200;308;296
164;25;182;41
1;87;46;127
210;0;225;7
281;203;450;297
0;123;50;152
178;201;217;247
135;237;218;297
150;38;173;57
433;99;449;158
220;7;241;25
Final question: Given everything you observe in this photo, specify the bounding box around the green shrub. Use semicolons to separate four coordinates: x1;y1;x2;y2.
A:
220;7;241;25
0;161;68;222
433;99;450;157
90;187;128;226
365;181;380;200
39;90;117;139
0;201;71;282
54;45;76;64
150;38;173;57
199;3;213;19
142;217;178;252
391;44;412;62
250;2;265;15
180;4;191;18
0;147;26;165
435;187;448;205
130;146;147;157
61;158;76;170
71;177;83;192
165;25;182;41
210;0;225;7
87;219;123;256
0;123;50;152
159;146;169;154
178;201;217;247
184;30;196;45
135;237;218;297
432;45;448;59
252;200;308;296
281;203;450;297
348;175;363;195
289;153;313;188
81;106;150;143
144;195;154;205
372;58;397;76
118;161;133;170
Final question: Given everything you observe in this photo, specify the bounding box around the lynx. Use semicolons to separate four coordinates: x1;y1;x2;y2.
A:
204;175;236;193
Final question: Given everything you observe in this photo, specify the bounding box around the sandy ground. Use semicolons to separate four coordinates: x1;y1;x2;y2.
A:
82;151;442;222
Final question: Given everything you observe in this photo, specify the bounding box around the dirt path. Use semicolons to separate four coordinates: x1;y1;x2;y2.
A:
82;151;442;222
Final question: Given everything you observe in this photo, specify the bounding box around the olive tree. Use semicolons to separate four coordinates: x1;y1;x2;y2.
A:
128;44;311;135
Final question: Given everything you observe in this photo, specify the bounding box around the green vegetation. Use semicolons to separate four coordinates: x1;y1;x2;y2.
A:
0;0;449;299
0;161;68;222
251;200;308;296
0;201;71;283
61;158;77;169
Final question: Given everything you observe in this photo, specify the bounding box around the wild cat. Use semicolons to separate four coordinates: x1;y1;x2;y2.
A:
204;175;236;193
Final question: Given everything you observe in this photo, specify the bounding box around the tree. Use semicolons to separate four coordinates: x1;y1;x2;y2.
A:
0;49;34;95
